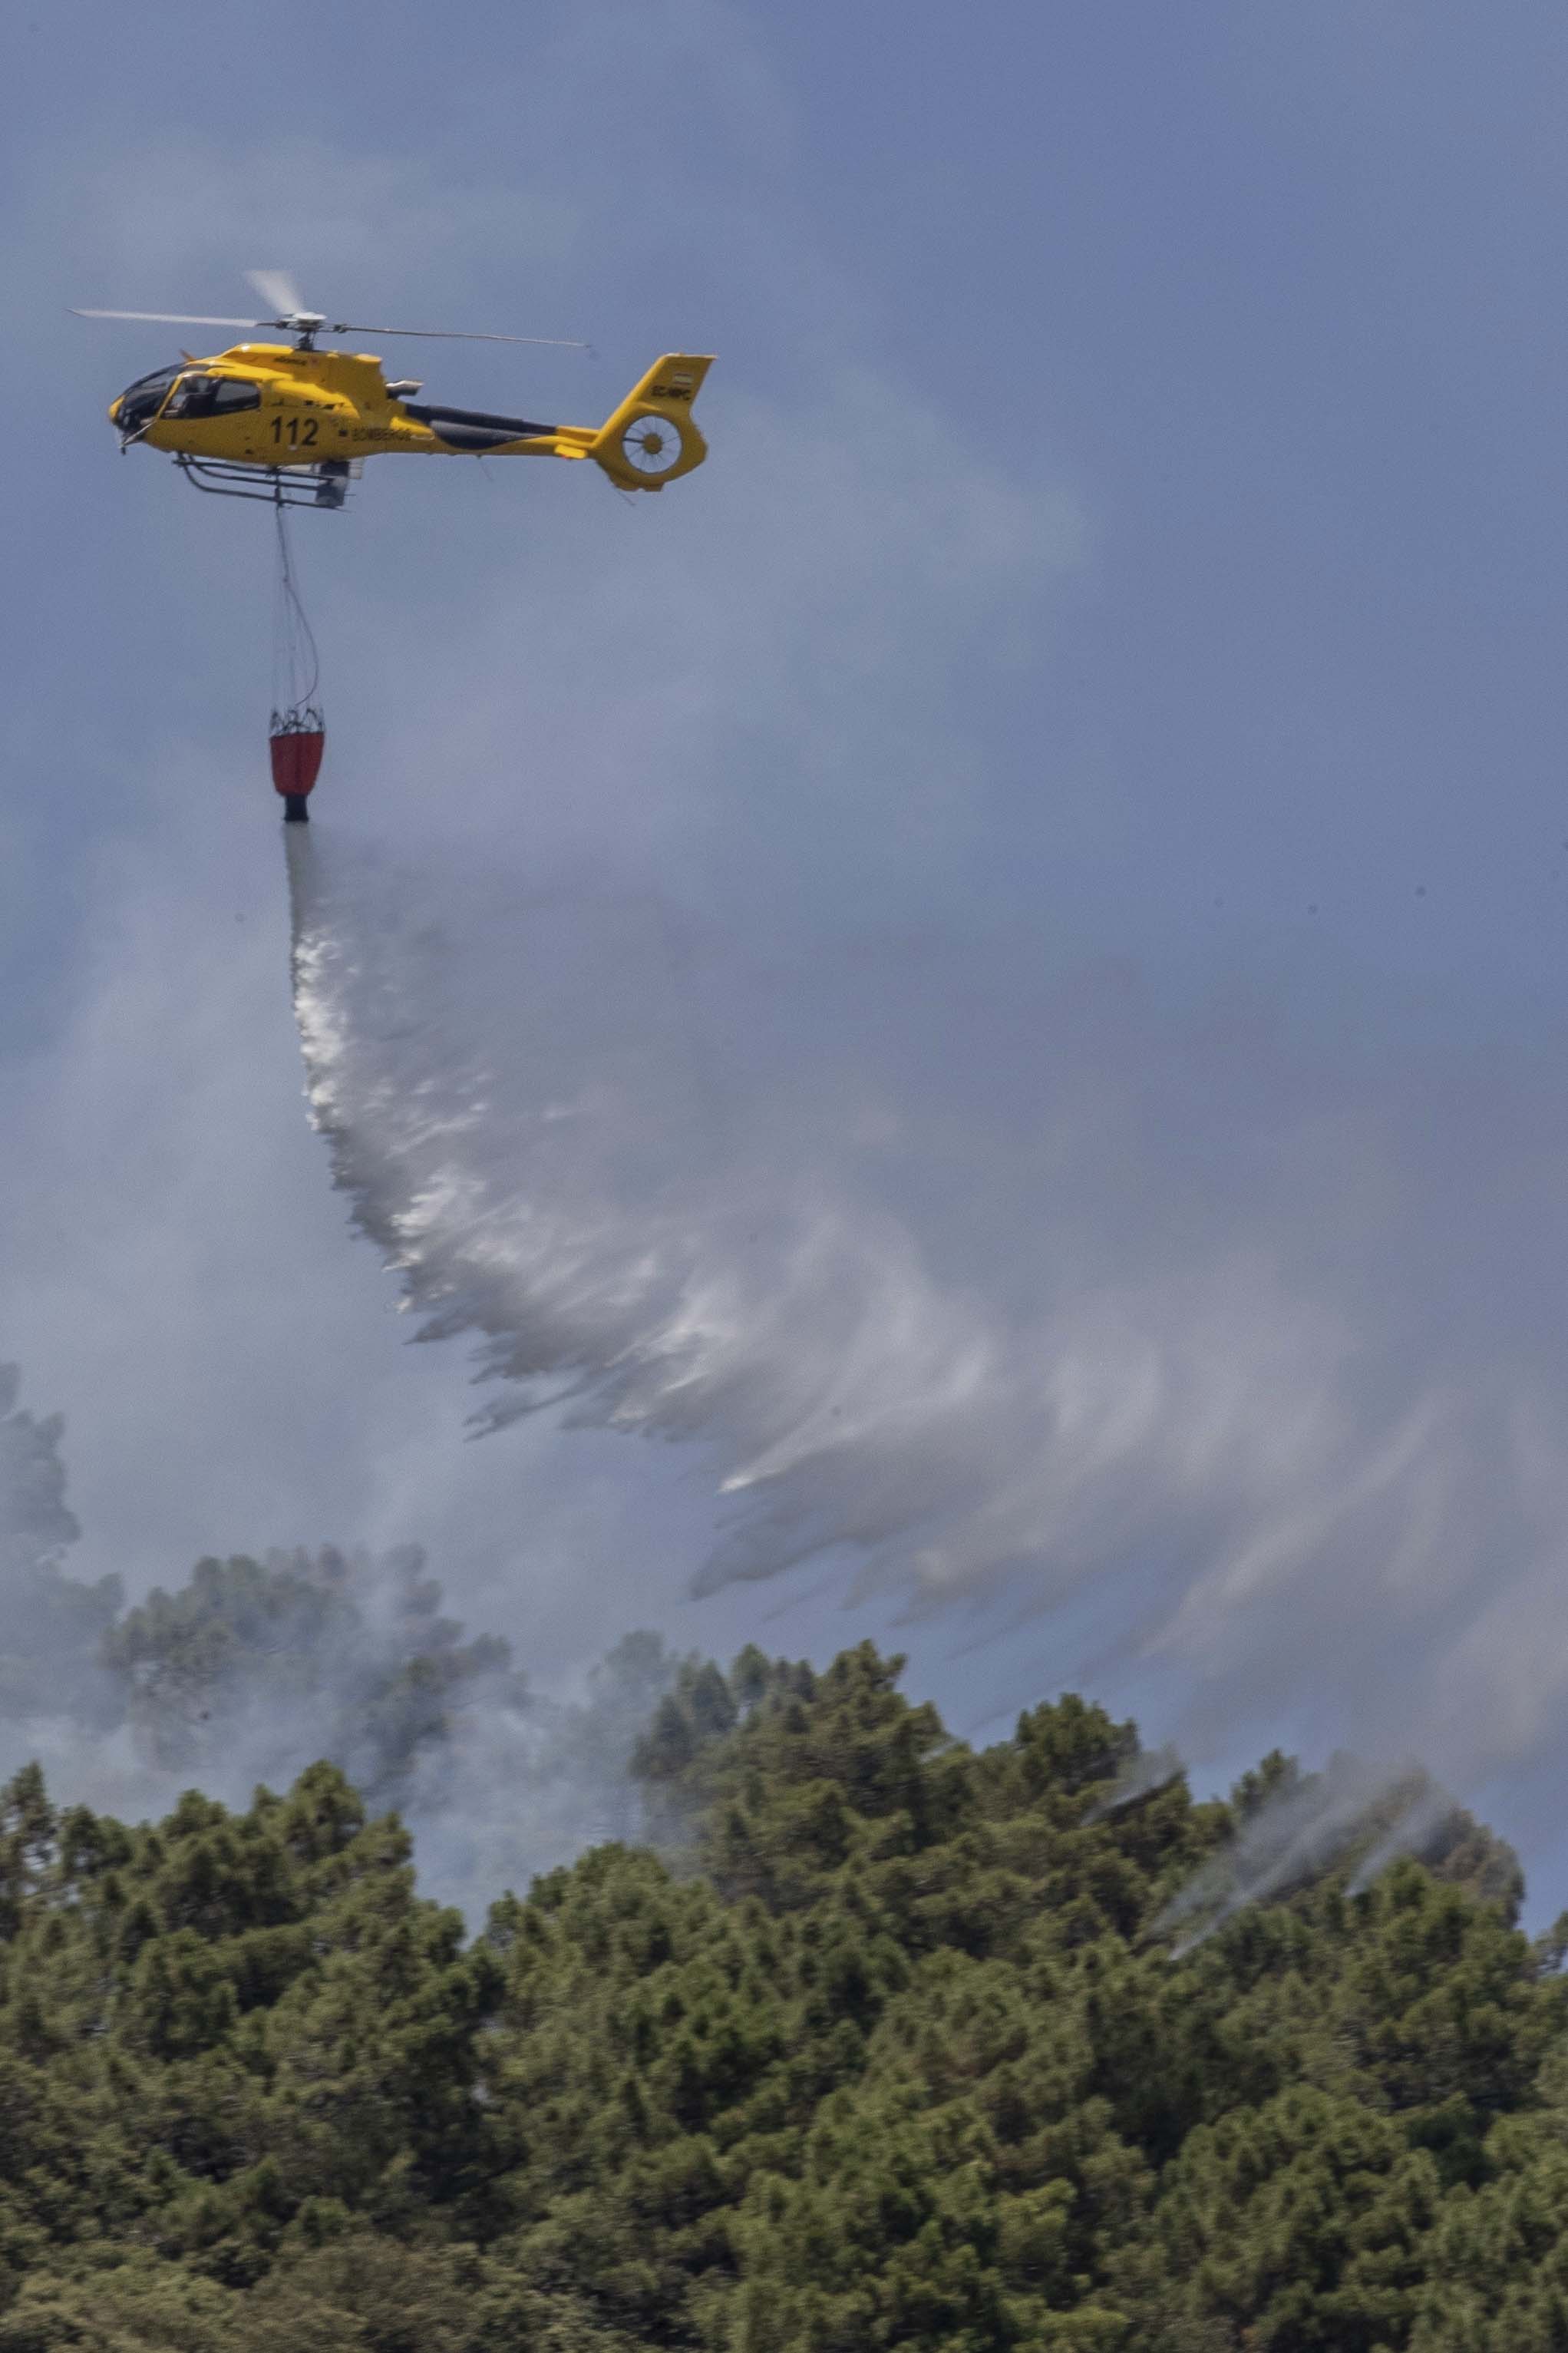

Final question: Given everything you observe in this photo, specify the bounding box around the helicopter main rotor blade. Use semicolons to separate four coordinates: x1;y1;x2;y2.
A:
331;322;592;349
246;269;307;319
73;303;589;350
73;309;272;328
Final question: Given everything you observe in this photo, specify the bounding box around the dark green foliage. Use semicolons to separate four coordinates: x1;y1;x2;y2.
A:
0;1641;1562;2349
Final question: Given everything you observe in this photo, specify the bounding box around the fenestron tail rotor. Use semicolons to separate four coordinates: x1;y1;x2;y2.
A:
74;274;589;354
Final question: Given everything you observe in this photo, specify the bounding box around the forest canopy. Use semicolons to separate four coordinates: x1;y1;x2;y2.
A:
0;1610;1564;2351
4;1358;1566;2347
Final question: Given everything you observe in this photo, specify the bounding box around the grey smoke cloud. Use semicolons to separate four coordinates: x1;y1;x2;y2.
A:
285;822;1568;1839
0;1367;683;1918
0;1364;80;1579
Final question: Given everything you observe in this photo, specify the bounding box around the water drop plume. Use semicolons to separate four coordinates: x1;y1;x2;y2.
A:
283;825;1568;1881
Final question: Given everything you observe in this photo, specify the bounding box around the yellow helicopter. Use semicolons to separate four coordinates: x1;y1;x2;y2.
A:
77;271;712;511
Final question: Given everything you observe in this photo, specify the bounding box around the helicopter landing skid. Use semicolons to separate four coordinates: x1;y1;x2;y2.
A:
173;454;359;511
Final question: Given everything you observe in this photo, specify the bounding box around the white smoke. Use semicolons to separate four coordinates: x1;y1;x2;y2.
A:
284;822;1568;1869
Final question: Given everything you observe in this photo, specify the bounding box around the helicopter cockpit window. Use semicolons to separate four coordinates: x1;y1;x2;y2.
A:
164;374;261;420
162;375;212;418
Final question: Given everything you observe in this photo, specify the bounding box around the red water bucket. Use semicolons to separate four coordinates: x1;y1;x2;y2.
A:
269;707;325;821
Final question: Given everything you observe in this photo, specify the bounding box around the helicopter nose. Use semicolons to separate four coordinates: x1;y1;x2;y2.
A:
108;395;123;427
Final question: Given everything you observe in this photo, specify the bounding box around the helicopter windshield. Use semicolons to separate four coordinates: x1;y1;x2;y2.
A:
114;364;180;434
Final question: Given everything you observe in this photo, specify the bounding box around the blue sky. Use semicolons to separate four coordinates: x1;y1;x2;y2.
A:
5;2;1568;1889
9;2;1568;1011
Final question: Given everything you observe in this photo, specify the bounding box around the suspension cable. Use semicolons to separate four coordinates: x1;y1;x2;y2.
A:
272;498;321;716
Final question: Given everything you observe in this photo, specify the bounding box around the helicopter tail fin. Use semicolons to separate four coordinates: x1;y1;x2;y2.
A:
589;354;713;490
